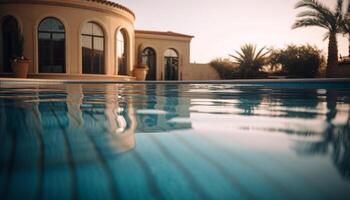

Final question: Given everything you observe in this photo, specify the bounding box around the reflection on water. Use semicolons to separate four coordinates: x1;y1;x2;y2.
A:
295;90;350;179
135;85;192;133
0;82;350;199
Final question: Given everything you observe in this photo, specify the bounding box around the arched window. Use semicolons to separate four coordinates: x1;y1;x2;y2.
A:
117;29;128;75
164;49;179;80
2;16;19;73
82;22;105;74
142;48;157;80
38;17;66;73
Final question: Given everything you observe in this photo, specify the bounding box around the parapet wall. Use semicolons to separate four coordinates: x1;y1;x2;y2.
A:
183;63;220;80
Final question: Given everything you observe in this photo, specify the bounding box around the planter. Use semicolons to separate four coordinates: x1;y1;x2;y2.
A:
133;66;148;81
11;59;30;78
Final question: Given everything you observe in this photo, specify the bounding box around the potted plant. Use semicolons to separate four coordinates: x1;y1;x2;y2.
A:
11;31;30;78
132;45;149;81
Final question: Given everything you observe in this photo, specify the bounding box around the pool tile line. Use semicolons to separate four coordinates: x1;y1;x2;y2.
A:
23;107;46;200
83;112;121;200
172;134;256;200
0;120;17;200
146;134;211;200
196;133;297;200
50;107;77;200
3;108;44;200
129;151;166;200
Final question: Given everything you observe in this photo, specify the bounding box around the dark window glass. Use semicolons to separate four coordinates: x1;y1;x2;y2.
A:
142;48;157;80
117;30;128;75
38;18;65;33
2;16;19;73
82;22;104;74
164;49;179;80
38;17;65;73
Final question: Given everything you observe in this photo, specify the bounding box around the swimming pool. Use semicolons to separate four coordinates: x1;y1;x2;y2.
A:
0;81;349;200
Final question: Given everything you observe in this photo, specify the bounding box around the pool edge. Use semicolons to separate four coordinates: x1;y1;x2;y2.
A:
0;77;350;85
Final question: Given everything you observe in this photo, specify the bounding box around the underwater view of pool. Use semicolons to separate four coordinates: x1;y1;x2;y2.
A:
0;81;349;200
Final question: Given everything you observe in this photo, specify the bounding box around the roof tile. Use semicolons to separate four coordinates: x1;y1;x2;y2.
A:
85;0;135;17
135;30;194;38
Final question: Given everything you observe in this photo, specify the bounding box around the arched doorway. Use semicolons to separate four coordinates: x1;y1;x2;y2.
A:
82;22;105;74
142;47;156;80
2;16;19;73
164;49;179;80
117;29;128;76
38;17;66;73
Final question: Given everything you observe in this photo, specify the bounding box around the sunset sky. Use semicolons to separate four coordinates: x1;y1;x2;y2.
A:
117;0;349;63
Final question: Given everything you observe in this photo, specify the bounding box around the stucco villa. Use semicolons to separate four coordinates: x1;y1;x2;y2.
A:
0;0;219;81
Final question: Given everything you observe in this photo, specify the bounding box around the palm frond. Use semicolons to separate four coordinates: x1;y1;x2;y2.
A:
335;0;344;16
233;50;245;60
292;18;329;29
254;47;264;60
295;0;333;17
230;44;269;70
229;54;244;64
297;10;323;18
340;5;350;34
293;0;345;32
322;32;330;41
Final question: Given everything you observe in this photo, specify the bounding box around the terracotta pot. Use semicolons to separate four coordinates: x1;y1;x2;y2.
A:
11;59;30;78
133;67;148;81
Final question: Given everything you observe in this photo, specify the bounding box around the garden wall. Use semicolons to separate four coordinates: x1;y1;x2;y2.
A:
183;63;221;80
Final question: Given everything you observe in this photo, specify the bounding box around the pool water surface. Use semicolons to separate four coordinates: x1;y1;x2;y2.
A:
0;82;349;200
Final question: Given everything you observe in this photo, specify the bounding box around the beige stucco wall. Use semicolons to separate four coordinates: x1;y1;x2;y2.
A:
135;32;192;80
183;63;221;80
0;0;135;76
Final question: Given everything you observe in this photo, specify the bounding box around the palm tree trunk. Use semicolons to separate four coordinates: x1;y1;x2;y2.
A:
326;33;338;78
348;36;350;57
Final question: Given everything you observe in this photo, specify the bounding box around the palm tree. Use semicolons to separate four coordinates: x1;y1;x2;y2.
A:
229;44;269;78
292;0;346;77
341;5;350;57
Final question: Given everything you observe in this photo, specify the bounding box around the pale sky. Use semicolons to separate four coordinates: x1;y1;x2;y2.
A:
116;0;349;63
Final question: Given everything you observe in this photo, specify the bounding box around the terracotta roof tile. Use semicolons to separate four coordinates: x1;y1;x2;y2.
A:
135;30;194;38
85;0;135;17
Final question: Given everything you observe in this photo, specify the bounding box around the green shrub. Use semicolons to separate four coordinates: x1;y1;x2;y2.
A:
210;58;268;79
209;58;238;79
269;45;323;78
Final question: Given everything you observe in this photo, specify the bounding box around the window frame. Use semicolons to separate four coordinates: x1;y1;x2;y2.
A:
38;17;66;74
163;48;179;81
142;47;157;80
81;22;105;75
116;29;128;76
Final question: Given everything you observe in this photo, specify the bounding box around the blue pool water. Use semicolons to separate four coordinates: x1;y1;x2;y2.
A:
0;81;349;200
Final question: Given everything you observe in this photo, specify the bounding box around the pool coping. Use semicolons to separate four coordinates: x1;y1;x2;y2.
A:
0;77;350;84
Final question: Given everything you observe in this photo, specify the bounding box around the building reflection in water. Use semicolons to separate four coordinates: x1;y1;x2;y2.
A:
102;84;136;153
0;83;139;199
0;83;137;163
133;84;192;133
0;84;45;200
66;84;137;155
0;82;350;200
